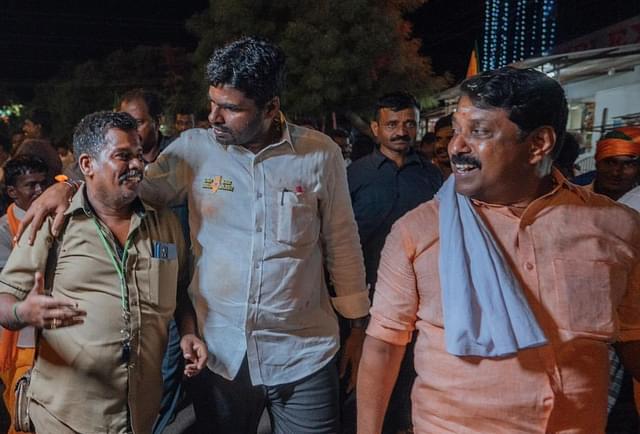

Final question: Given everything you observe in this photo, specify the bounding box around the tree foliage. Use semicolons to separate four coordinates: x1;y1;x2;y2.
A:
31;46;196;141
187;0;448;119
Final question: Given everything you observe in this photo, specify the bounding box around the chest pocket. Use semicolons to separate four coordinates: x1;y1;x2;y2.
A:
553;259;628;336
148;257;179;309
277;191;319;247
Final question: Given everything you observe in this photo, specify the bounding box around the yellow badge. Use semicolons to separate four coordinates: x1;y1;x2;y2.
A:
202;176;234;192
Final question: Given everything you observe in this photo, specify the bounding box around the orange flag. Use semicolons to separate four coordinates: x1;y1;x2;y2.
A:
466;48;479;78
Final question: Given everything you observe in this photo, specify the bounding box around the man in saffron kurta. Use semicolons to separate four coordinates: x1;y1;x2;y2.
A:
357;67;640;434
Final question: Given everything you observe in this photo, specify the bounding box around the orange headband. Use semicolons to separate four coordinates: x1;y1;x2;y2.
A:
595;138;640;162
595;127;640;162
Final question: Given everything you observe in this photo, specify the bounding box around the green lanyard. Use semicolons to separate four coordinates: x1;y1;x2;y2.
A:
92;218;132;312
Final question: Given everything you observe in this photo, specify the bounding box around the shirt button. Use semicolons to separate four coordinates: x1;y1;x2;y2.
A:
256;227;262;233
255;262;260;269
256;192;263;199
525;262;534;271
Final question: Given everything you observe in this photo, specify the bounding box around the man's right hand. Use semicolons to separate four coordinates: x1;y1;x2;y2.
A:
15;181;76;245
16;272;86;329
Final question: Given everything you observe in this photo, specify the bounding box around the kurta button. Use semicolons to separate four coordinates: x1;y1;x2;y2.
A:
525;262;534;270
257;192;263;199
256;227;262;233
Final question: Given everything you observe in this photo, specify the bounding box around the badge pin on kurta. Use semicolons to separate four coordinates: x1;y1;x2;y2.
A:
202;176;235;193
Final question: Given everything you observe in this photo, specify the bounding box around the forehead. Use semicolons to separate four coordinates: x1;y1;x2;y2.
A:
454;95;511;124
103;128;141;151
377;107;419;122
16;171;46;183
435;126;453;138
601;155;639;163
208;85;255;106
120;98;150;118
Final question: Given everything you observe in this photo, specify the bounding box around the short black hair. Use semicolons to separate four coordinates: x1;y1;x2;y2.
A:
421;132;437;145
374;92;420;121
434;114;453;133
119;88;163;122
73;111;137;158
175;106;194;116
554;132;580;168
206;36;286;108
460;67;568;157
4;155;48;187
27;108;52;137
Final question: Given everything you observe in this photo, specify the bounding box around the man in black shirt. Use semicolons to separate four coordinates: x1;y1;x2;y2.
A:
347;92;442;433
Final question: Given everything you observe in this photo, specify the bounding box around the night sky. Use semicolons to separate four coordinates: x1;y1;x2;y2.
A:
1;0;639;99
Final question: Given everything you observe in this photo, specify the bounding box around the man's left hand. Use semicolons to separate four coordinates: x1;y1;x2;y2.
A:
340;327;366;393
180;334;208;377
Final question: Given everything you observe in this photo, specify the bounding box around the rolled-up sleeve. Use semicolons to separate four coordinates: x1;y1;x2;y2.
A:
142;139;190;208
320;148;369;319
0;220;53;299
367;221;419;346
617;259;640;342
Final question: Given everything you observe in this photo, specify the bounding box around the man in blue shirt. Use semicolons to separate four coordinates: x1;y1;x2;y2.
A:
346;92;442;433
348;92;442;292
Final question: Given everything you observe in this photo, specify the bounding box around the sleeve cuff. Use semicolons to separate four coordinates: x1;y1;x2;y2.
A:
366;316;413;346
330;290;370;319
0;279;30;300
617;329;640;342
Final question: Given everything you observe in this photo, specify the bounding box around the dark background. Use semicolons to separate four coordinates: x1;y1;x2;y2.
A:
2;0;640;96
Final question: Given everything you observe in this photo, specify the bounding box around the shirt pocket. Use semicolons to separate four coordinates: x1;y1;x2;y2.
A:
148;257;179;309
552;259;627;335
276;191;319;246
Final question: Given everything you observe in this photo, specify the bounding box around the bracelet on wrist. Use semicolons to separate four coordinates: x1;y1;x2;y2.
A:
12;302;23;325
61;179;80;199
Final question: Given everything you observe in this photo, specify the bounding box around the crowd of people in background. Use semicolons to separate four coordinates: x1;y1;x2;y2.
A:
0;36;637;434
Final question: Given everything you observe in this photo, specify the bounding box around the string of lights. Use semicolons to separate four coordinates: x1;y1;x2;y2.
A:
481;0;557;70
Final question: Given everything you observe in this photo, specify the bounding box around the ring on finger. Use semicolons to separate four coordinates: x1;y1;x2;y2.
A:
51;318;59;329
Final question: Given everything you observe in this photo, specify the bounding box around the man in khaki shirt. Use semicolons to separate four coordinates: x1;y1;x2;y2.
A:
0;111;206;434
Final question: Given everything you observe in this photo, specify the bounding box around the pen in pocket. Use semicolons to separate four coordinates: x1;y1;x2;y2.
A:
280;188;291;205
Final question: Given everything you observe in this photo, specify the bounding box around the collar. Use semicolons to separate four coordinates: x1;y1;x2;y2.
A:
371;147;423;169
66;183;154;218
217;112;296;154
468;167;589;222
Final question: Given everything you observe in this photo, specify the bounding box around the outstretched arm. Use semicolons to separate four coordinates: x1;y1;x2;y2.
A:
0;272;85;330
357;335;406;434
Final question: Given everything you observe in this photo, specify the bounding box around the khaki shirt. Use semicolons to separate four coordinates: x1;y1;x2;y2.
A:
0;186;188;434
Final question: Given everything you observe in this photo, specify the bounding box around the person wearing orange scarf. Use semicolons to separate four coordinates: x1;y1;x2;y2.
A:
593;127;640;200
0;155;49;434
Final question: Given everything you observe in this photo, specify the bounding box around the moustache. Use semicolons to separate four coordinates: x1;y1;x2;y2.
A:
451;154;482;168
390;135;411;143
118;170;143;184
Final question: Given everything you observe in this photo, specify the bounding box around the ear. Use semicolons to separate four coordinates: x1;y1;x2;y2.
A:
528;126;556;164
265;97;280;119
370;120;380;140
6;185;17;201
78;154;94;178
